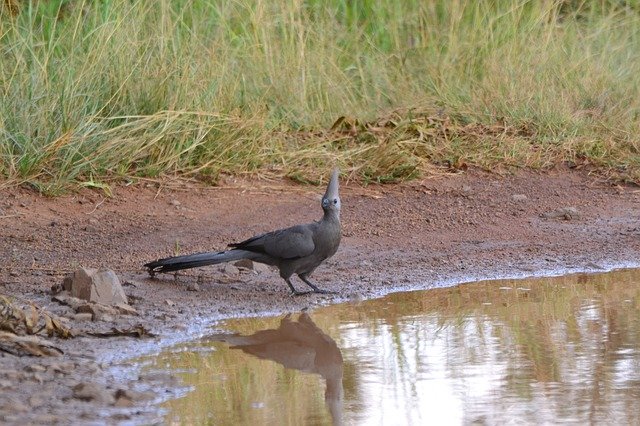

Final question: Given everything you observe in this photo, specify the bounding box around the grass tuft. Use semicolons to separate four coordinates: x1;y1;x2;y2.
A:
2;0;640;192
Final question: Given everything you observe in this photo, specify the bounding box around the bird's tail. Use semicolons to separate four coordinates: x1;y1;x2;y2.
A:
145;249;250;275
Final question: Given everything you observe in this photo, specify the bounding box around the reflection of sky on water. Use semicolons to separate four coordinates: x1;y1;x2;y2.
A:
339;283;640;425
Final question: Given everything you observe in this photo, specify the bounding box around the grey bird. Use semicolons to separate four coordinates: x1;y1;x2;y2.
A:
145;169;341;295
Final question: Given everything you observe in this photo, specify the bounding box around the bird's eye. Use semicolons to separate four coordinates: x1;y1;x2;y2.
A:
333;199;338;204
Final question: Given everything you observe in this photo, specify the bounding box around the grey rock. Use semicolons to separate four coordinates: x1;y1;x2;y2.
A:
511;194;528;202
63;268;128;305
187;283;200;292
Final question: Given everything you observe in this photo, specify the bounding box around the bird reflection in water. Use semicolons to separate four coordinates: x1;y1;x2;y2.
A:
206;313;344;425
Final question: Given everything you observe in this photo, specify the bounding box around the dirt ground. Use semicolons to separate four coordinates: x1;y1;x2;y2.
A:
1;167;639;424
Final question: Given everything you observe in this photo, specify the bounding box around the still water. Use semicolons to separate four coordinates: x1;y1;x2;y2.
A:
145;270;640;425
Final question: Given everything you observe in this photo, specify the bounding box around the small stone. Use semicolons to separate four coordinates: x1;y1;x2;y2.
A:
25;364;47;373
219;264;239;275
252;263;271;274
1;399;28;413
187;283;200;292
586;262;604;270
29;395;45;408
72;382;115;404
234;259;253;269
50;283;64;294
74;313;94;322
114;303;138;315
170;199;181;206
511;194;528;202
541;207;580;220
9;271;18;277
165;299;175;307
234;259;270;274
113;388;154;407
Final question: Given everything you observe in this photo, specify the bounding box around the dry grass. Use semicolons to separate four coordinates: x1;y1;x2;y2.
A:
2;1;640;193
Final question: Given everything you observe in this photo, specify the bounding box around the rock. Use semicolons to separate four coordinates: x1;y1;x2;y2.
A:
252;262;271;274
233;259;253;269
72;382;115;404
541;207;580;220
52;294;86;310
170;199;181;206
219;264;239;275
511;194;528;202
114;303;138;316
50;282;64;294
187;283;200;292
165;299;175;307
28;394;45;408
234;259;270;274
0;398;28;413
25;364;46;373
73;313;93;322
113;388;154;407
586;262;604;270
48;362;74;375
63;268;128;305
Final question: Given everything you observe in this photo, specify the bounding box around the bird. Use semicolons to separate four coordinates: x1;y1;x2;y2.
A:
144;168;341;295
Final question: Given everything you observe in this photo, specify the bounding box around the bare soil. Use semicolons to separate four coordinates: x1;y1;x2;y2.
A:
1;167;639;424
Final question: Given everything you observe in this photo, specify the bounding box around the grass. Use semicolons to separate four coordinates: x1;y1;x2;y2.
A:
1;0;640;193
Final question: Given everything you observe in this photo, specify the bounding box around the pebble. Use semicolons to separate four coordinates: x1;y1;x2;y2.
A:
72;382;115;404
511;194;528;201
219;264;239;276
187;283;200;292
74;313;94;322
25;364;47;373
541;207;580;220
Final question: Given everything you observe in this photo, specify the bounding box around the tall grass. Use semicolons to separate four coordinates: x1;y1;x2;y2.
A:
1;0;640;192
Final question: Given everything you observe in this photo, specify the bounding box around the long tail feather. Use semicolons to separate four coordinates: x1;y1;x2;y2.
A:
145;250;251;274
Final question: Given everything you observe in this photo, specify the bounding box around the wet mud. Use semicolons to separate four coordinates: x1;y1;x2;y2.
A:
0;168;639;423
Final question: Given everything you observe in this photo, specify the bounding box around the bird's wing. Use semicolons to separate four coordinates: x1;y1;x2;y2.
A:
230;224;316;259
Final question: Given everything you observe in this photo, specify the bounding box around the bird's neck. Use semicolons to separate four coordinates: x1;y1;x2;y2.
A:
322;209;340;224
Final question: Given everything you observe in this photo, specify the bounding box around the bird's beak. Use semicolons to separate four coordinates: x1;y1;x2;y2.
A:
324;168;340;200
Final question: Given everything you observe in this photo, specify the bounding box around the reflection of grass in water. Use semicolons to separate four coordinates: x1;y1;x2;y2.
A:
324;269;640;416
149;270;640;423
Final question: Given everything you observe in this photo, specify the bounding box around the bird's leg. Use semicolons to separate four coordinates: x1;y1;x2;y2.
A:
298;274;336;294
285;278;311;296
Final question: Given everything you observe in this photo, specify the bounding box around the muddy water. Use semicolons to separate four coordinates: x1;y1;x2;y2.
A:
143;270;640;425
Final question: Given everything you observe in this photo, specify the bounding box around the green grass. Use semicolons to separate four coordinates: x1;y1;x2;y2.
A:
1;0;640;193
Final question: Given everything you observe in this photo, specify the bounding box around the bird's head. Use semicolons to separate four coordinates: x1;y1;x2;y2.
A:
321;168;341;215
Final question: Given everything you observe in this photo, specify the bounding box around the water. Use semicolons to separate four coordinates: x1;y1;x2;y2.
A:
143;270;640;425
